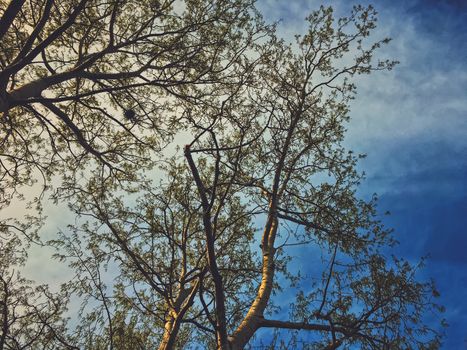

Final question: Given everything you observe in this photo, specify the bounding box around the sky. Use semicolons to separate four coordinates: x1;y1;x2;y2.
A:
13;0;467;348
256;0;467;348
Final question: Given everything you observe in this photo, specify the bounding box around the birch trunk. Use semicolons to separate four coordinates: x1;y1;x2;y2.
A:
157;310;182;350
228;217;278;349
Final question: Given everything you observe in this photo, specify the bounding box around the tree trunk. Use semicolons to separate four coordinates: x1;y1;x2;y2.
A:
228;217;278;349
157;310;181;350
157;284;198;350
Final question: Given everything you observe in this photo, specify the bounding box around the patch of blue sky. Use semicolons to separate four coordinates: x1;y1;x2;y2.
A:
257;0;467;347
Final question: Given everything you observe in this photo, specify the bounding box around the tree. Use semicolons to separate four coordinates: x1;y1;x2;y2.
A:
0;0;266;347
53;163;258;349
0;225;75;350
49;4;444;350
0;4;267;339
0;0;266;208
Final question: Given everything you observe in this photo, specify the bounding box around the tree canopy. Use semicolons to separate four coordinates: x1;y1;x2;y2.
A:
0;1;444;349
0;0;265;207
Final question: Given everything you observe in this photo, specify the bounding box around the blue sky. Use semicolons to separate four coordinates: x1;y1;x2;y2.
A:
257;0;467;348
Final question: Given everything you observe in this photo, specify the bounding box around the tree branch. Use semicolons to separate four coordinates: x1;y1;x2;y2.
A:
0;0;26;42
